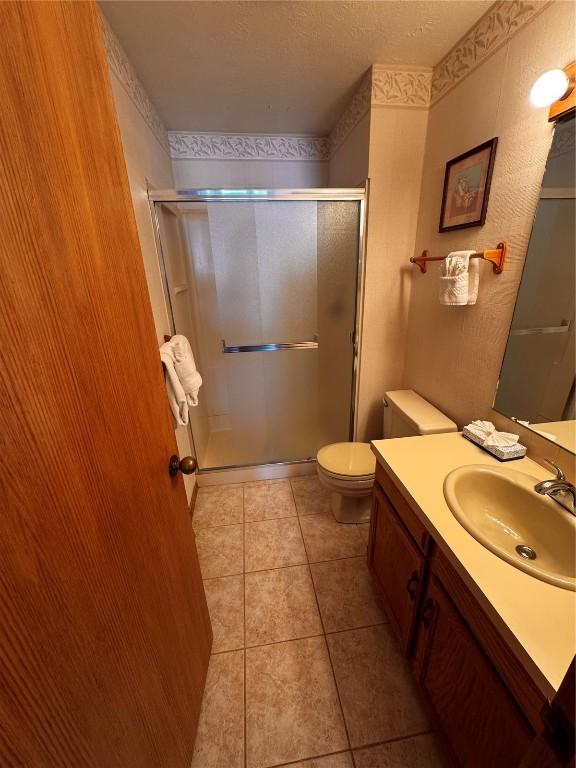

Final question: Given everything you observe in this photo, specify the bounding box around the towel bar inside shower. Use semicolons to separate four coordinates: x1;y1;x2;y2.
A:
221;339;319;353
410;241;507;274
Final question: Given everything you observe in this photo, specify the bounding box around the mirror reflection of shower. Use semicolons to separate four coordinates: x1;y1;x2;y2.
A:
151;190;365;471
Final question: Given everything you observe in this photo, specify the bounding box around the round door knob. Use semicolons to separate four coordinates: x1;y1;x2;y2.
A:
168;455;197;477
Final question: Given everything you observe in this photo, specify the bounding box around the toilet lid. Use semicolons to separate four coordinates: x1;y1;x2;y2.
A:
317;442;375;478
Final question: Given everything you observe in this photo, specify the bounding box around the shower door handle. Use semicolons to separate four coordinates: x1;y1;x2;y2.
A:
221;339;319;353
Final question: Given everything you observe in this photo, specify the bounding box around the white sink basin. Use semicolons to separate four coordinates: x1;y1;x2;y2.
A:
444;464;576;591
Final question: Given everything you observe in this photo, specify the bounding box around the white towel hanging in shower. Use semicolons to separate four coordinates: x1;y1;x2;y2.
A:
160;345;189;426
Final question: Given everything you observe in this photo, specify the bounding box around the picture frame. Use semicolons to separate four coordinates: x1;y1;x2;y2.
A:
439;137;498;232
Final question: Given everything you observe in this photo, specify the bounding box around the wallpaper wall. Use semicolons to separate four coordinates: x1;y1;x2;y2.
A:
402;0;576;475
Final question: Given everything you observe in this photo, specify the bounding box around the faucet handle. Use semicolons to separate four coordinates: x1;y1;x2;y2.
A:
542;458;566;481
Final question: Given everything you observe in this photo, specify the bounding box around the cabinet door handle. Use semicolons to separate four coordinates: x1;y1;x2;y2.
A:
420;598;436;628
405;570;419;600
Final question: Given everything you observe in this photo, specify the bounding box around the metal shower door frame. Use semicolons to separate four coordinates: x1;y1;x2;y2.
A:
148;186;368;473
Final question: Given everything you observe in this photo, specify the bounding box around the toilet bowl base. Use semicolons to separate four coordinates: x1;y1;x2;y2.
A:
330;492;372;524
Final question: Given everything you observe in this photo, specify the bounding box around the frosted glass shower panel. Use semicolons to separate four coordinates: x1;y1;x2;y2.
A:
208;202;318;346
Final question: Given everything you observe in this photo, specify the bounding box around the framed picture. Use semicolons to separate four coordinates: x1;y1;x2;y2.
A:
439;137;498;232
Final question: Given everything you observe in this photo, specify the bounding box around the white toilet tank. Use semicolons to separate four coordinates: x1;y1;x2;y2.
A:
382;389;457;438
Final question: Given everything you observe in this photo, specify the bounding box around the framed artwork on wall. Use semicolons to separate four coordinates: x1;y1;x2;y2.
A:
439;137;498;232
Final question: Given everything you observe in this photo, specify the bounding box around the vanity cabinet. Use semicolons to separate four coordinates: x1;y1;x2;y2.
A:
369;483;425;654
414;575;533;767
368;461;542;768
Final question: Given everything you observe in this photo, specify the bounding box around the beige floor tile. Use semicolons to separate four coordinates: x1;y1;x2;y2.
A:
191;650;244;768
327;625;429;747
244;479;296;522
286;753;354;767
246;636;348;768
300;512;365;562
245;517;306;572
290;475;332;516
204;574;244;652
193;485;244;529
310;557;385;632
353;733;447;767
245;565;322;646
195;524;244;579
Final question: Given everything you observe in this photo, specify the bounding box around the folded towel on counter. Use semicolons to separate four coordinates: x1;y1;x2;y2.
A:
464;420;519;447
463;420;527;460
439;250;478;306
159;335;203;427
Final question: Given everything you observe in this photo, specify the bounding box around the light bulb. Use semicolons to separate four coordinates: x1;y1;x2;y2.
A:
530;69;570;108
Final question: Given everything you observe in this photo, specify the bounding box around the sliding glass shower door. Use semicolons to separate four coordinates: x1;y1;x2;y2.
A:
152;190;364;471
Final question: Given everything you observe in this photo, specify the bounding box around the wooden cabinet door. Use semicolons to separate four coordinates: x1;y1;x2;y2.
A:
0;3;211;766
369;483;425;654
415;576;533;767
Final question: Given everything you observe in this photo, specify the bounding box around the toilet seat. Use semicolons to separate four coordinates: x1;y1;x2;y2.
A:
316;442;375;480
316;442;375;523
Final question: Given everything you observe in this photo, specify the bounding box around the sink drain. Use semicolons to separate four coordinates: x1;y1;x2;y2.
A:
516;544;537;560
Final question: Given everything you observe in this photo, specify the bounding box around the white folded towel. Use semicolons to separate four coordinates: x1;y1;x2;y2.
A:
170;334;203;407
464;420;519;447
160;345;189;427
439;250;478;306
159;335;203;428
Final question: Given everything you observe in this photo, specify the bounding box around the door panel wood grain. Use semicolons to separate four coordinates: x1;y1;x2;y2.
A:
0;2;211;766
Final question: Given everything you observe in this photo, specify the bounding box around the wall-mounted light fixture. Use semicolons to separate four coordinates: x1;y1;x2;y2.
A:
530;61;575;122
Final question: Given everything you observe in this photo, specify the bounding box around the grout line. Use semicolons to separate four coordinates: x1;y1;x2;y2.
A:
242;484;247;768
324;619;388;635
351;728;435;753
195;519;245;532
209;633;326;656
324;623;389;639
244;560;308;576
263;747;353;768
307;552;367;566
243;562;310;576
289;483;355;761
244;511;298;524
209;618;390;655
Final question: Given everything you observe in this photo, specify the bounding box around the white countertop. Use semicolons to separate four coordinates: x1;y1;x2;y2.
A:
371;432;576;697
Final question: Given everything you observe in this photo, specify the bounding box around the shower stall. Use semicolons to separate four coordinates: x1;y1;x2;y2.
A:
150;188;366;472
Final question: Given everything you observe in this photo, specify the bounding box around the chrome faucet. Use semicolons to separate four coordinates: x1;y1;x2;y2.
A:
534;459;576;516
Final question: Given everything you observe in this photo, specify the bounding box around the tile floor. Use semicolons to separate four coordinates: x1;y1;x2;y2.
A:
191;476;448;768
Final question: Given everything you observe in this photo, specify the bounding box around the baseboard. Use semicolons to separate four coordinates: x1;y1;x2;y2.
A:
196;460;316;487
189;481;199;518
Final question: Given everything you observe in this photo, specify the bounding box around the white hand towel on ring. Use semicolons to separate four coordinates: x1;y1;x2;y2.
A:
439;250;478;306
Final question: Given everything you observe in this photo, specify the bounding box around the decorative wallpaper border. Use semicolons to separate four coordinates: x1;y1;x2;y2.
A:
431;0;550;104
168;132;329;161
372;66;432;108
329;72;372;155
102;0;550;163
100;14;170;154
329;67;432;154
330;1;550;151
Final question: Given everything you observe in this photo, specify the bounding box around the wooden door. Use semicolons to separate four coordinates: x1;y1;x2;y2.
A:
368;484;425;654
414;576;533;767
0;3;212;766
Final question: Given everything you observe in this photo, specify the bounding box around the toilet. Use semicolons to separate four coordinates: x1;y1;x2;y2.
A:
316;389;458;523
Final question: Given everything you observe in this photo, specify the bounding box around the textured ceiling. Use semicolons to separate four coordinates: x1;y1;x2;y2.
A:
100;0;493;135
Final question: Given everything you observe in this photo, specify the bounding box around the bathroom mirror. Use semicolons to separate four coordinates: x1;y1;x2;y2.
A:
494;114;575;453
